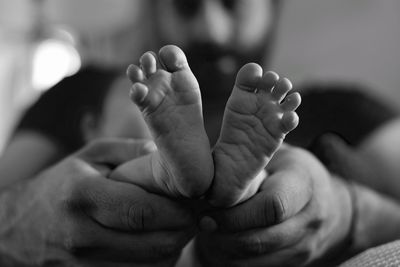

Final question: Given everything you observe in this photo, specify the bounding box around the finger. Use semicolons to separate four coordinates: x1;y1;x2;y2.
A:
77;178;195;231
217;240;312;267
205;164;312;232
311;133;371;182
198;213;307;259
76;228;193;263
77;138;156;166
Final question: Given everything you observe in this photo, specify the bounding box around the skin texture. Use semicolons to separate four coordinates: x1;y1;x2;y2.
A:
196;146;354;267
210;63;301;207
0;139;196;266
2;0;400;265
111;46;214;198
111;47;301;208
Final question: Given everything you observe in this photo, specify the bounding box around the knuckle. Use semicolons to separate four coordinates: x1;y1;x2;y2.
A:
237;236;265;255
264;192;288;225
126;202;155;231
272;192;288;223
61;179;92;213
307;201;325;231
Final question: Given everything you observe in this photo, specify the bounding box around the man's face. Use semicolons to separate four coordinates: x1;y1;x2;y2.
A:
154;0;277;100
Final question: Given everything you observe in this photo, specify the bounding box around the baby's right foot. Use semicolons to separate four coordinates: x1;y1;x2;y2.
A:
209;63;301;207
114;45;213;198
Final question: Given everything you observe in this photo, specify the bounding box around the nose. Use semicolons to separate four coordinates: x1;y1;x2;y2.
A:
191;0;233;45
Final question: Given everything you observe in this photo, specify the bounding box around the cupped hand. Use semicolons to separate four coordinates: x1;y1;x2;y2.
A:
1;138;196;266
195;146;353;267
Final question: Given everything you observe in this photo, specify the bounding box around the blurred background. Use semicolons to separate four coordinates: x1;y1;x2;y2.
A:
1;0;400;152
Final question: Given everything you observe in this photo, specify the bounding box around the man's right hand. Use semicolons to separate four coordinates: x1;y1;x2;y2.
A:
0;139;196;266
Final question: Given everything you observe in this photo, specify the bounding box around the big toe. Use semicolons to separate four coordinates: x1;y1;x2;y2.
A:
235;63;263;92
159;45;189;72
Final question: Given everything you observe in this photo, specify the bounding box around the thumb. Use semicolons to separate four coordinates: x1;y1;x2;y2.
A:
76;138;157;167
313;134;374;183
311;133;350;172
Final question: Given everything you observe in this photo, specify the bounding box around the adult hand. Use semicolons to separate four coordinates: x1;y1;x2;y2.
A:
195;146;353;267
0;138;196;266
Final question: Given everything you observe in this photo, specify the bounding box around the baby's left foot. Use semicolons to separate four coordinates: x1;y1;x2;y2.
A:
209;63;301;207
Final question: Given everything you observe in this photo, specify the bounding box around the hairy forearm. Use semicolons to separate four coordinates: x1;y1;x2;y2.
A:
0;179;49;265
352;182;400;253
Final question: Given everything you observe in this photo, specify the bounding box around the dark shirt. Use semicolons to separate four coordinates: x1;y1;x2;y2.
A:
287;83;399;148
16;66;118;153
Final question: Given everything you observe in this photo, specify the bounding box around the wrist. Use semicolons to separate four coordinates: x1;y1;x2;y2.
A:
351;182;400;251
0;179;42;265
330;176;358;260
313;176;355;266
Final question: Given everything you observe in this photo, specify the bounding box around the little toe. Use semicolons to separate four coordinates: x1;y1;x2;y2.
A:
130;83;149;105
159;45;189;72
281;111;299;133
127;64;145;83
140;52;158;77
281;92;301;111
272;78;293;102
258;71;279;93
235;63;263;92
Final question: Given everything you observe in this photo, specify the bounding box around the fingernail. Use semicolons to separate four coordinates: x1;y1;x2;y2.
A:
143;141;157;153
199;216;218;232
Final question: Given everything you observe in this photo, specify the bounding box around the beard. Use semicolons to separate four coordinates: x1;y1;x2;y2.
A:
183;42;270;106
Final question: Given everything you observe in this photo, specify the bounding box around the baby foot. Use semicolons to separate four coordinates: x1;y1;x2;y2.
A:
124;45;213;198
209;63;301;207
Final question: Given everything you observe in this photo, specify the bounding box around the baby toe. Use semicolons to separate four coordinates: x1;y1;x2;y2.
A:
258;71;279;93
130;83;149;105
235;63;263;92
272;78;292;102
159;45;189;72
140;52;158;77
127;64;145;83
281;92;301;111
281;111;299;133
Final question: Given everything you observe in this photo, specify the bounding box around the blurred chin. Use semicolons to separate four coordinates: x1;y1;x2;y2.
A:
191;61;235;103
183;42;267;103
